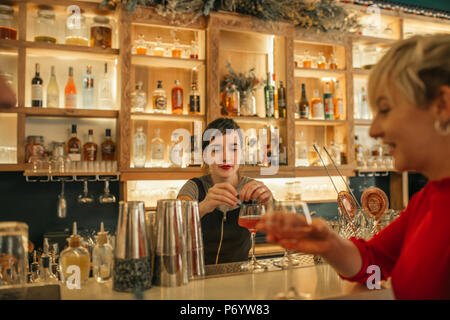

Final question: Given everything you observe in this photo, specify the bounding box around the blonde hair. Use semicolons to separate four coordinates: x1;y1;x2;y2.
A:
368;34;450;110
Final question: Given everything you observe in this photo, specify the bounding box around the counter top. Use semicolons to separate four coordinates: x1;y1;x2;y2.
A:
60;261;394;300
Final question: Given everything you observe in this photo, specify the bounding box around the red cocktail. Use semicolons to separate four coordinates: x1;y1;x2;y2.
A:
238;215;261;232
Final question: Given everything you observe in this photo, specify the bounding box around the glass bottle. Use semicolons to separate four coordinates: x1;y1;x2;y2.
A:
188;81;200;115
151;128;165;167
98;63;113;109
189;40;199;59
47;66;59;108
90;16;112;48
323;81;334;120
295;130;309;167
168;132;183;168
333;80;344;120
353;45;362;69
40;238;58;283
355;135;365;167
226;84;240;116
131;81;147;112
311;89;324;120
171;38;182;58
278;81;287;118
67;124;81;162
82;65;94;109
101;129;115;161
330;141;341;165
133;127;147;168
65;67;77;108
152;80;167;113
135;34;147;55
359;85;369;119
59;222;90;287
329;53;338;70
31;250;40;283
272;74;279;119
299;83;310;119
92;222;113;283
317;51;327;69
153;36;164;56
302;49;312;68
35;10;57;43
31;63;43;107
83;129;97;161
171;80;183;114
0;5;17;40
264;72;274;118
65;13;88;46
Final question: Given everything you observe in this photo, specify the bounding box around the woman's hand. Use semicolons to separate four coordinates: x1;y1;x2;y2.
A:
199;182;238;216
239;180;273;206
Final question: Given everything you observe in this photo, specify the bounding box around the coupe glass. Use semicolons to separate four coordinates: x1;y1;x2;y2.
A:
238;201;268;272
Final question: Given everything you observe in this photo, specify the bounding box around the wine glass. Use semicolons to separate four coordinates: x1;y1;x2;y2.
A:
57;181;67;218
271;200;312;269
238;201;268;272
78;180;94;204
98;180;116;204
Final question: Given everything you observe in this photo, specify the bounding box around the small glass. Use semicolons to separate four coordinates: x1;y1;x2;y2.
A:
34;10;57;43
90;16;112;48
0;5;17;40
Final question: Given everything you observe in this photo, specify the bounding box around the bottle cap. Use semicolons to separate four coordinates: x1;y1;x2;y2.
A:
97;221;108;246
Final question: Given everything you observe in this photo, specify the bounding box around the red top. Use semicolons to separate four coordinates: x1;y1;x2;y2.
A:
340;177;450;300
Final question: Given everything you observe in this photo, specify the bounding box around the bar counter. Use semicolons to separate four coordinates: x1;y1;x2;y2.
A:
60;262;394;300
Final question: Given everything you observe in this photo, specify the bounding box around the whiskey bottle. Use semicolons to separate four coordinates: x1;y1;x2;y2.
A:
31;63;43;107
299;83;310;119
101;129;115;161
188;81;200;115
67;124;81;162
83;129;98;161
152;80;167;113
171;80;183;114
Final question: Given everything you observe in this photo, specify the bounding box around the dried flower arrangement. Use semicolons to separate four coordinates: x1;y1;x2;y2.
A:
220;61;262;99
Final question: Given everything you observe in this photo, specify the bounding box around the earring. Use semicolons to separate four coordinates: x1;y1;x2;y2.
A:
434;119;450;136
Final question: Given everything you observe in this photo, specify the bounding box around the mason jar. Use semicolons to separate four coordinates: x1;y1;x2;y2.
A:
0;5;17;40
34;10;57;43
90;16;112;48
65;14;88;46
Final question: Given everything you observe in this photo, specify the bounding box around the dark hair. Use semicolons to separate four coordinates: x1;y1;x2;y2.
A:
202;118;243;152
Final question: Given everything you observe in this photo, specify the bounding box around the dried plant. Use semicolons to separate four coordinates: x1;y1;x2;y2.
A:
220;61;262;98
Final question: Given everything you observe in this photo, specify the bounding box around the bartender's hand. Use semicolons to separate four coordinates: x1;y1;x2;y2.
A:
199;182;238;217
239;180;273;207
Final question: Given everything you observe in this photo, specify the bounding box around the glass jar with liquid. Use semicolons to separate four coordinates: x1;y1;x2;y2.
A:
34;10;57;43
90;16;112;48
65;14;88;46
0;5;17;40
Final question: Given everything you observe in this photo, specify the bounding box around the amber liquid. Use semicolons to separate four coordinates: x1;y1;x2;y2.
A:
317;62;327;69
90;26;112;48
66;37;89;46
171;86;183;114
238;216;261;232
65;76;77;108
190;54;198;59
333;97;343;120
302;60;312;68
83;141;98;161
34;36;57;44
329;62;338;70
172;48;182;58
0;26;17;40
101;138;116;161
310;97;323;119
220;92;228;116
67;136;81;162
136;47;147;55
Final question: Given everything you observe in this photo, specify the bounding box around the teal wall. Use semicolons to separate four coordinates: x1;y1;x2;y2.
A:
374;0;450;12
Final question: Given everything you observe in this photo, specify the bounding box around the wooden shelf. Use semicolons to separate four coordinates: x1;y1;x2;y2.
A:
295;165;355;177
295;119;347;126
230;116;286;124
19;107;119;119
352;68;371;76
0;164;25;172
121;167;206;181
0;39;20;49
350;35;398;47
356;167;397;173
131;112;205;122
23;171;120;177
239;166;293;178
131;55;205;69
354;119;373;126
294;67;347;79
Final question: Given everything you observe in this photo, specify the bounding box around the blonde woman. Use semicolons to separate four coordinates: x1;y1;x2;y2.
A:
257;34;450;299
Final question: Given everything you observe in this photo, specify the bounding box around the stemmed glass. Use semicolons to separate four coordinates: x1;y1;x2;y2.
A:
238;201;268;272
98;180;116;203
78;180;94;204
271;200;312;269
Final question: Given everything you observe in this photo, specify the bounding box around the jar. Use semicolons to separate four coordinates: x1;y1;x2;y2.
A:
34;10;57;43
25;136;44;163
240;91;256;116
65;14;88;46
90;16;112;48
0;5;17;40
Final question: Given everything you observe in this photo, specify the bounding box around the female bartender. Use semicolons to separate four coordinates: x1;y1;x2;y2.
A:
177;118;273;265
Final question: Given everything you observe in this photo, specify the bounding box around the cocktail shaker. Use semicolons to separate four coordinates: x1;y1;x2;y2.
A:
181;200;205;280
153;199;188;287
113;201;152;292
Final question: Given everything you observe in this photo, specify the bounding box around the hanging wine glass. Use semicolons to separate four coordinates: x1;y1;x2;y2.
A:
98;180;116;204
77;180;94;204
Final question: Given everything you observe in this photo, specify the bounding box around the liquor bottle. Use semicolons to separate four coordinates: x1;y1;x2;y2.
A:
65;67;77;108
278;81;287;118
273;74;279;118
46;66;59;108
171;38;182;58
151;128;165;167
92;222;113;283
330;141;342;165
83;129;98;161
60;222;90;287
264;72;274;118
188;81;200;115
311;89;324;119
101;129;115;161
98;63;113;109
190;40;199;59
168;131;183;167
171;80;183;114
31;63;43;107
82;65;94;109
40;238;58;283
153;36;164;56
131;81;147;112
152;80;167;113
317;51;327;69
31;250;40;283
67;124;81;162
133;127;147;168
135;34;147;55
333;80;344;120
359;85;369;120
299;83;310;119
323;81;334;120
295;130;309;167
226;84;240;116
355;135;365;167
329;53;338;70
302;50;312;68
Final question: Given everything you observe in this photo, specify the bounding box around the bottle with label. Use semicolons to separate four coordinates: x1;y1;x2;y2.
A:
83;129;98;161
311;89;324;119
355;135;365;167
278;81;287;118
152;80;167;113
65;66;77;108
299;83;310;119
31;63;43;107
59;222;90;287
46;66;59;108
40;238;58;283
171;80;183;114
131;81;147;113
67;124;81;162
333;80;344;120
359;85;369;120
133;127;147;168
101;129;115;161
273;74;279;118
188;81;200;115
82;65;94;109
323;82;334;120
295;130;310;167
264;72;274;118
98;63;113;109
135;34;147;55
92;222;113;283
151;128;165;167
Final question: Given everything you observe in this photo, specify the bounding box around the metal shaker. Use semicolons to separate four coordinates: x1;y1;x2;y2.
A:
181;200;205;280
153;199;188;287
113;201;152;292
